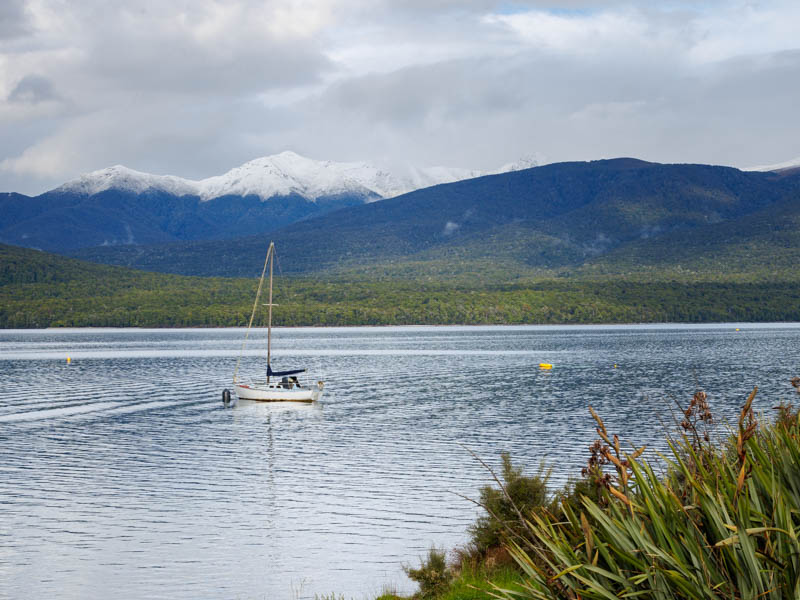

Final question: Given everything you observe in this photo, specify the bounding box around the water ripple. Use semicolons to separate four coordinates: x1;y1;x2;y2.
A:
1;324;799;599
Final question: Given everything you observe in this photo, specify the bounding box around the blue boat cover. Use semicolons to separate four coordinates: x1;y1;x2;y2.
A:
267;365;306;378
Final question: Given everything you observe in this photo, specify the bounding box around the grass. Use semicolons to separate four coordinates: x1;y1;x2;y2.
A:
437;565;524;600
381;562;524;600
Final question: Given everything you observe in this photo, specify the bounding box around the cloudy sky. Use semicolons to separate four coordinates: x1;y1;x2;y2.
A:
1;0;799;194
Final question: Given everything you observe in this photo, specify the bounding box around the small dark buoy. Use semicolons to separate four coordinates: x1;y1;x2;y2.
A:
222;388;232;406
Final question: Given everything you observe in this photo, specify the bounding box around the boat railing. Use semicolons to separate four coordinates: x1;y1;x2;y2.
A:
272;373;321;390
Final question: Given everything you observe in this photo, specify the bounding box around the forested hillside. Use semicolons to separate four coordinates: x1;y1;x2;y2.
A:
0;188;364;252
2;244;799;328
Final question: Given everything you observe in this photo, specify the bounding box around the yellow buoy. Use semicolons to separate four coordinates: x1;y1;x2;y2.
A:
613;364;617;369
735;328;740;331
539;363;553;370
66;356;71;364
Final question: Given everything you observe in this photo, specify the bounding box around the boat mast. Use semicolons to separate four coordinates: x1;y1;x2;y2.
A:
266;242;274;382
233;241;272;385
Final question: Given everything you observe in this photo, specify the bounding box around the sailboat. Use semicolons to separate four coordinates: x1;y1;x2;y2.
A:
230;242;324;403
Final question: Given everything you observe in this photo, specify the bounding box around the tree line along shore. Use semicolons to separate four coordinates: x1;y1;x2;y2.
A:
3;274;800;328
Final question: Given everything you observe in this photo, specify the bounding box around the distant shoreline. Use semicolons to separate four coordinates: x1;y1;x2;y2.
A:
4;321;800;332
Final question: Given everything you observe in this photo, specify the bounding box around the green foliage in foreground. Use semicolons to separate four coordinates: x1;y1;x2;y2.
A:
392;383;800;600
2;243;800;327
428;565;523;600
497;387;800;599
389;561;524;600
397;455;577;600
469;454;551;555
405;548;451;599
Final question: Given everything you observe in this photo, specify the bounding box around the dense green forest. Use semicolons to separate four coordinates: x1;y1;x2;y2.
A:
2;244;799;327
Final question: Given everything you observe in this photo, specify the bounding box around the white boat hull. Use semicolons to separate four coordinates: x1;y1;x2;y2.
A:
234;381;323;403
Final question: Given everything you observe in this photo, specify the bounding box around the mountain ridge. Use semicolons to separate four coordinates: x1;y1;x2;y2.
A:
746;156;800;173
0;151;541;252
68;158;800;280
52;150;539;202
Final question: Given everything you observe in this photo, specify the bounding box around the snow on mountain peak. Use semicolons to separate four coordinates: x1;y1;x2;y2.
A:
493;153;545;174
55;151;545;202
745;156;800;172
57;165;198;196
198;152;391;201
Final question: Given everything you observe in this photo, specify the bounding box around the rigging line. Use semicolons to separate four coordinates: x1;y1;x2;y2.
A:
274;246;284;278
233;242;273;384
273;247;286;311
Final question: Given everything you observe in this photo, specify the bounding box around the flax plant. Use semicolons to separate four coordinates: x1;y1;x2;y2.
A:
498;385;800;600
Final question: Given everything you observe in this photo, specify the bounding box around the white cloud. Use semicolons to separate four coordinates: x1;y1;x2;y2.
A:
687;2;800;63
1;123;81;177
1;0;799;194
483;9;653;55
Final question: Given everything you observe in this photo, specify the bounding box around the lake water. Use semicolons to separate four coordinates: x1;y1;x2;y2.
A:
1;324;799;599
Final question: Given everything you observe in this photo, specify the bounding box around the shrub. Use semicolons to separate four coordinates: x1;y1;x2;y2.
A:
404;547;452;599
468;453;550;555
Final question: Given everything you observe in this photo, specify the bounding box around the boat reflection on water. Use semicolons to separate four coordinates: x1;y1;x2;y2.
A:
231;397;323;416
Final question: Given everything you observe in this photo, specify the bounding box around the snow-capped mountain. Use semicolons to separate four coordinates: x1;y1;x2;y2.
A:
55;151;542;202
4;151;544;252
493;154;546;174
57;165;199;197
745;156;800;172
197;153;399;200
390;164;485;192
